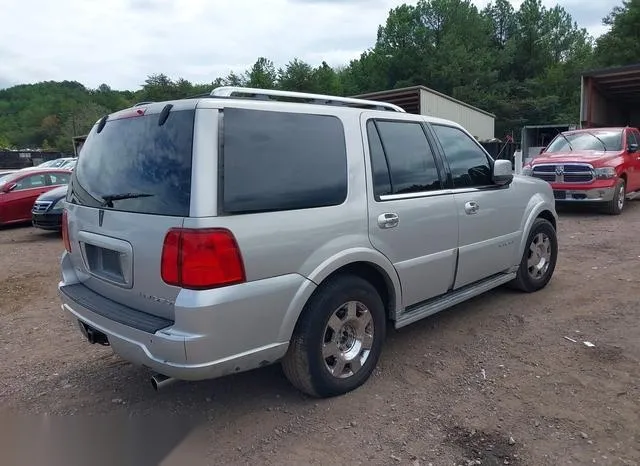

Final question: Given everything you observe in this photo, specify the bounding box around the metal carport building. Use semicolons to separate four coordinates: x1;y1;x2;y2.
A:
353;85;496;140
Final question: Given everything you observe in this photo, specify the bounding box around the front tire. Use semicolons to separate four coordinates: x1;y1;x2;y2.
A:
605;178;626;215
282;274;386;398
510;218;558;293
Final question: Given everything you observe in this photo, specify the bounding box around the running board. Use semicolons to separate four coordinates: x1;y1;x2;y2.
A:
395;272;517;329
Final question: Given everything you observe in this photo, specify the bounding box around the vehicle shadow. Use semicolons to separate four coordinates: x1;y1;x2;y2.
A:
555;198;640;217
31;284;528;417
0;227;61;244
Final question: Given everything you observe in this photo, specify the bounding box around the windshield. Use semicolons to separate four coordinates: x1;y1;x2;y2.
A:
546;130;623;153
39;159;66;168
0;173;15;183
0;171;21;185
69;109;195;217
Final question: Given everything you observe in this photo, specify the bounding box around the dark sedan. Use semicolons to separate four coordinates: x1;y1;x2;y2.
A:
32;184;68;231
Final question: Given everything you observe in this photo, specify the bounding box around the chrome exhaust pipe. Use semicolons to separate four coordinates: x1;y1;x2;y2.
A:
151;373;178;391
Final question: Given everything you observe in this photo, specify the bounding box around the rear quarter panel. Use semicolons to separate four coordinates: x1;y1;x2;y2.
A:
187;104;400;338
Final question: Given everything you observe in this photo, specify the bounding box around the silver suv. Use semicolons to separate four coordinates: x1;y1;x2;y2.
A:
58;87;558;397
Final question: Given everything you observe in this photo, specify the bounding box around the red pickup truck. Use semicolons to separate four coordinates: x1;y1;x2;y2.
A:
522;127;640;214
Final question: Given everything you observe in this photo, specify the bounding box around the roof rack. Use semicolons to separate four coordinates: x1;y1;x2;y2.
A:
133;101;154;107
209;87;406;113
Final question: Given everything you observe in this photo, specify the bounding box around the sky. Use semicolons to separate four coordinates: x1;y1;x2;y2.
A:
0;0;621;91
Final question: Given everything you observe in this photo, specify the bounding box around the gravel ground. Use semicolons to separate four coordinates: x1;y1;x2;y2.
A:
1;202;639;465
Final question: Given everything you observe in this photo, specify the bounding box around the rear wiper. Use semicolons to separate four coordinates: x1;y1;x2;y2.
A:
100;192;153;207
585;131;608;151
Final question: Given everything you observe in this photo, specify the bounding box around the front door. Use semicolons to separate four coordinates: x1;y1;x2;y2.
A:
363;115;459;308
4;173;50;222
429;123;524;289
626;129;640;191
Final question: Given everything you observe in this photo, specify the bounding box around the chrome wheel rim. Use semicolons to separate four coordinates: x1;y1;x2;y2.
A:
322;301;374;379
527;232;552;280
618;185;625;210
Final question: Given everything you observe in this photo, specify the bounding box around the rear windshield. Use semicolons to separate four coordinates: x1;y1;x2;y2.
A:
69;109;195;217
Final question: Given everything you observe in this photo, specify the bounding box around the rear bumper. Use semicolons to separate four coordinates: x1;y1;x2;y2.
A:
32;211;62;230
58;254;312;381
550;184;617;202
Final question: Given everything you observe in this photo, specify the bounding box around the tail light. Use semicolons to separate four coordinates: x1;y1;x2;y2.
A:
62;209;71;253
161;228;246;290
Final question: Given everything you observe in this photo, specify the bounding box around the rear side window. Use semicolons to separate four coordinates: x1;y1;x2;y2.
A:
221;108;348;214
47;173;69;185
367;119;442;196
71;110;195;216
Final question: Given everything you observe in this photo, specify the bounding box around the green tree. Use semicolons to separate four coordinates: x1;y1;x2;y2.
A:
245;57;277;89
55;102;110;151
0;134;12;149
278;59;315;92
595;0;640;66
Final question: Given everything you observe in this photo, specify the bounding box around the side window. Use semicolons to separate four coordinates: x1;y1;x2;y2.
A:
367;119;442;196
15;174;46;190
48;173;70;185
626;130;637;148
366;121;392;196
432;124;493;188
222;108;348;214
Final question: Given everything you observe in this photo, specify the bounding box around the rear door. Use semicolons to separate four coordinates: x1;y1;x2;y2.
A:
65;103;197;321
429;123;524;289
363;114;459;308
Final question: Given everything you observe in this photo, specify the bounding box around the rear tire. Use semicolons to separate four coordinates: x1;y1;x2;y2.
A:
605;178;626;215
281;274;386;398
510;218;558;293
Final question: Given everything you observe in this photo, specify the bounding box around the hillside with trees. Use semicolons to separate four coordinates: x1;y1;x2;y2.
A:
1;0;639;152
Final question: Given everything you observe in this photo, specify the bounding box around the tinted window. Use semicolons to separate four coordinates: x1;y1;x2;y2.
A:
371;120;441;195
432;124;492;188
222;108;347;214
626;130;637;148
15;174;46;190
71;109;195;216
366;121;392;196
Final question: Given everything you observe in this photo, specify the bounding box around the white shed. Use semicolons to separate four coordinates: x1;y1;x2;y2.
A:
354;85;495;140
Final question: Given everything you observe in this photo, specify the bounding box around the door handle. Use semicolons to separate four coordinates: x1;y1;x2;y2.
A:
464;201;479;215
377;213;399;229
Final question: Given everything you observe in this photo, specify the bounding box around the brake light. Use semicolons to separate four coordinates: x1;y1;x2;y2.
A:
161;228;246;290
110;108;146;121
62;209;71;253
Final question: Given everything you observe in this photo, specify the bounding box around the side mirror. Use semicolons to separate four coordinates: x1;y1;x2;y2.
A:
628;143;638;153
493;160;514;186
1;183;16;193
539;147;546;154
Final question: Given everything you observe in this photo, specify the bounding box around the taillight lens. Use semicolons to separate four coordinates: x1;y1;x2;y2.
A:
62;209;71;253
161;228;246;290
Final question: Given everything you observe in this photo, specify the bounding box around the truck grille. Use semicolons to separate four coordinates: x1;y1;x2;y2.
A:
32;201;52;213
532;164;594;184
